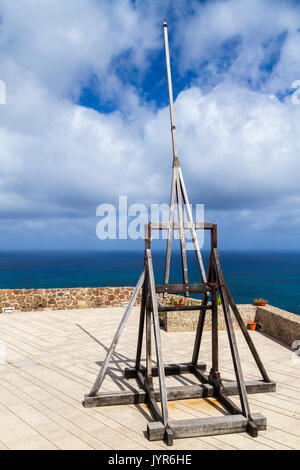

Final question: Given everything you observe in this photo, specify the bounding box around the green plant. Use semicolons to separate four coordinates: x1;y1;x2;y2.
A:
168;296;175;306
218;294;222;305
159;311;165;326
254;298;267;302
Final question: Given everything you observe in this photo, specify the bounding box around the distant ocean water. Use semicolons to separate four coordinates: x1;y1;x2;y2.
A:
0;250;299;315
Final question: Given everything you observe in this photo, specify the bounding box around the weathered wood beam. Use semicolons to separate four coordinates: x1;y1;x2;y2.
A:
124;362;207;379
88;270;145;397
151;221;214;230
213;247;251;420
155;283;212;294
158;304;212;312
222;379;276;395
147;413;266;441
83;380;275;408
146;249;169;426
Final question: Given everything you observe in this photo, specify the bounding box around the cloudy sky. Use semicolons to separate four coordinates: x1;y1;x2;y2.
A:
0;0;300;251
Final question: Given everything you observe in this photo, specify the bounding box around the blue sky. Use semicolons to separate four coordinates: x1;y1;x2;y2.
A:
0;0;300;251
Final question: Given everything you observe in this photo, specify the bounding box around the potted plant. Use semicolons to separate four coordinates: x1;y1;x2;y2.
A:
247;321;257;331
167;296;175;306
254;298;268;307
173;298;185;306
168;296;186;306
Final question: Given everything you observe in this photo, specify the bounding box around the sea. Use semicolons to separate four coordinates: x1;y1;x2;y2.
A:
0;250;299;315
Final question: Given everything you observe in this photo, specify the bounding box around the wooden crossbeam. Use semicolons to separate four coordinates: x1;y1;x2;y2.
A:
124;362;207;379
147;413;266;441
155;283;213;294
151;221;214;230
158;304;212;312
83;380;276;408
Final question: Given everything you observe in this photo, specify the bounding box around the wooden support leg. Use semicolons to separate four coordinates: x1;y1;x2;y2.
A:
192;247;214;366
88;270;145;397
146;294;152;388
224;284;271;383
192;294;208;366
209;285;219;380
213;248;258;436
135;278;147;370
147;249;173;445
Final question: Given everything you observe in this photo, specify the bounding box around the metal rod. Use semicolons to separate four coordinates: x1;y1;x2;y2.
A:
163;21;178;163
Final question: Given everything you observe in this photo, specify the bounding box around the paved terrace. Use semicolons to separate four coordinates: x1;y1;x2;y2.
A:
0;306;299;450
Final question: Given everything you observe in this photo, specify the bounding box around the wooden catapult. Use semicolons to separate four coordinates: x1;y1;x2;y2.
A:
83;22;276;445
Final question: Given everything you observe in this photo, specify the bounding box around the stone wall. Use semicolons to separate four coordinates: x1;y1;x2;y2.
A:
163;304;256;332
255;305;300;347
163;302;300;348
0;286;142;312
1;286;299;348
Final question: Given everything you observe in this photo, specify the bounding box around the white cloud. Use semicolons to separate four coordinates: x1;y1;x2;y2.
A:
176;0;300;93
0;0;299;249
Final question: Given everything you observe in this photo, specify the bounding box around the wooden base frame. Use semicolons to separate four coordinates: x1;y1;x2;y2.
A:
83;222;276;446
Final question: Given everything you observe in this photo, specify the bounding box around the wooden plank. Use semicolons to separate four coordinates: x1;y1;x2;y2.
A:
135;276;147;369
147;413;266;441
211;286;219;375
146;296;152;386
83;384;213;408
147;249;169;426
87;270;145;397
151;221;214;230
191;300;208;366
218;392;242;415
83;390;147;407
224;283;271;383
124;362;207;379
192;250;213;365
158;304;212;312
155;283;212;294
83;380;275;408
213;248;252;421
223;379;276;395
